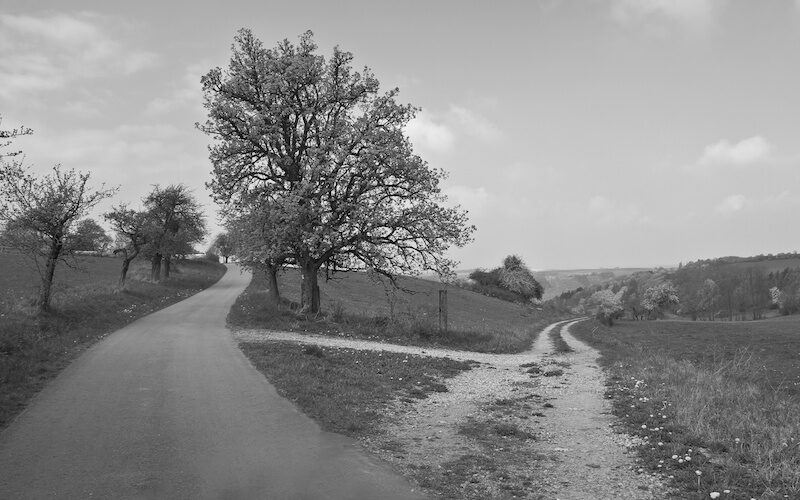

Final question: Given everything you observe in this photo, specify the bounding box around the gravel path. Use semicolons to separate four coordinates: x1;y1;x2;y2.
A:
527;321;664;499
235;320;666;499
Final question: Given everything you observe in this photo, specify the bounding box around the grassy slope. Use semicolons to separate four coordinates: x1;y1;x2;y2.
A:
571;317;800;499
0;254;226;429
231;269;566;353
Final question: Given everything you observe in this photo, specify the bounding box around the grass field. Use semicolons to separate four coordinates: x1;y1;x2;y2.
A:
571;317;800;499
0;252;226;430
229;268;566;353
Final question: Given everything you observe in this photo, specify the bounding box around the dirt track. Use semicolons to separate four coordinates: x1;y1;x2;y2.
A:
240;320;665;499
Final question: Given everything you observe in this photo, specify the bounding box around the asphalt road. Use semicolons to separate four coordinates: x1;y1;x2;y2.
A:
0;264;425;499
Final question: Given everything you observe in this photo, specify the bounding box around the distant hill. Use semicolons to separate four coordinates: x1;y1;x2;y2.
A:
532;268;655;300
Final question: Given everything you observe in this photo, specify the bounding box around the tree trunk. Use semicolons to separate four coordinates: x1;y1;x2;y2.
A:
151;253;162;281
224;256;229;264
265;265;280;304
300;263;321;313
164;256;171;279
38;241;62;313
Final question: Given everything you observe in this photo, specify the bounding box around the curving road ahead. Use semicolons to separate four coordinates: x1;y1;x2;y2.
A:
0;264;424;499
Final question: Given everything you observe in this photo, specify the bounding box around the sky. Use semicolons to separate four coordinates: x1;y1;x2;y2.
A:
1;0;799;270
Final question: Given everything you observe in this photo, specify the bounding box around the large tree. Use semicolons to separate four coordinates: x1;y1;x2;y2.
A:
0;164;116;312
142;184;206;281
200;30;474;312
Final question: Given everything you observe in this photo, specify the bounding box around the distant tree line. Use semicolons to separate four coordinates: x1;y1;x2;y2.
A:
548;256;800;325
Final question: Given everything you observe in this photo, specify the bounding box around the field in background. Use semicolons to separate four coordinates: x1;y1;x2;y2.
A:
571;317;800;498
0;253;226;430
230;268;567;353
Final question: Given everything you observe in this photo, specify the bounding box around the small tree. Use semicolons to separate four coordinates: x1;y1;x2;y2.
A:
590;287;625;326
211;232;233;263
225;196;297;303
498;254;544;301
104;205;152;289
0;164;116;312
641;281;680;319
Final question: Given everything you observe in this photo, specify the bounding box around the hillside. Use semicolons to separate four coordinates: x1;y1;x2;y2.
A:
275;269;543;334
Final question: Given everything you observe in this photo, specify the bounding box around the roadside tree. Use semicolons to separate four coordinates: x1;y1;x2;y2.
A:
142;185;206;281
0;164;116;312
224;196;298;303
104;205;152;288
200;30;474;312
211;232;233;263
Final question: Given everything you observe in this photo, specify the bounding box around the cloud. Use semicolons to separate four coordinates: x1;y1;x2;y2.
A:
715;194;748;214
698;136;772;166
144;62;209;117
447;105;503;143
714;191;800;215
609;0;720;32
0;12;158;98
405;113;455;153
587;195;650;227
442;185;490;214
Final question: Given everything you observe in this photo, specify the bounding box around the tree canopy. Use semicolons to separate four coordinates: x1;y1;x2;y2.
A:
201;29;474;312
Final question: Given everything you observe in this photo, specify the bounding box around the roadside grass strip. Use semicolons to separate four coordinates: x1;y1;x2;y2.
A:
571;319;800;499
0;259;226;430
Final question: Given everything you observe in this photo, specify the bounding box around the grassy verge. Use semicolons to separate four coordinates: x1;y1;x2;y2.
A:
239;341;472;436
230;270;565;353
0;259;226;430
570;318;800;499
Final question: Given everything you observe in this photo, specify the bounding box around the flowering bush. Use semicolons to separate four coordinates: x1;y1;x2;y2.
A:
589;287;625;326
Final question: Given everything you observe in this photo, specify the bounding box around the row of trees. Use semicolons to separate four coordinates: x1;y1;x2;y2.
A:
200;30;474;313
1;116;206;313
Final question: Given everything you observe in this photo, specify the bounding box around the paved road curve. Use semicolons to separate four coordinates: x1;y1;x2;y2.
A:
0;265;424;499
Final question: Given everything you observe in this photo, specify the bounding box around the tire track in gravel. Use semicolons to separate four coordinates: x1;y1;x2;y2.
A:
528;320;664;499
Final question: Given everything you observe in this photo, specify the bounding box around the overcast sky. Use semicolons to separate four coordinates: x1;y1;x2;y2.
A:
2;0;799;270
